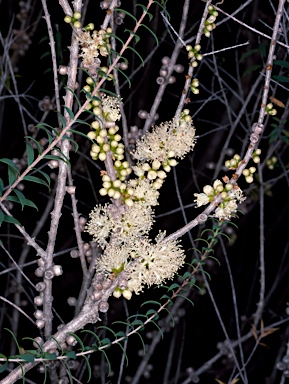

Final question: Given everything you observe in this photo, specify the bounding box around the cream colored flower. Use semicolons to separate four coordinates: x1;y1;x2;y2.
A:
194;192;210;207
133;118;196;163
101;94;121;122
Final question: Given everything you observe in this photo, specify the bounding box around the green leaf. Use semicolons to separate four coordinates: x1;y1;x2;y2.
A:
273;60;289;68
272;75;289;83
126;46;144;66
239;48;259;62
64;351;76;359
124;29;140;44
0;210;4;226
14;190;38;210
168;283;180;291
66;87;82;109
68;129;94;143
136;4;153;20
25;136;42;155
62;135;79;152
140;300;161;308
63;106;75;120
97;326;116;337
2;215;21;226
150;320;163;338
134;332;145;354
67;333;85;350
58;113;67;129
25;141;35;166
154;1;170;19
0;158;19;186
115;8;137;22
0;354;8;373
99;349;111;376
115;66;131;88
258;43;267;57
140;24;158;45
242;65;261;77
0;178;3;196
163;308;175;327
81;329;101;343
43;352;57;360
116;342;129;366
18;354;34;363
145;309;159;320
176;294;194;306
100;338;111;347
23;175;50;190
83;355;92;382
5;328;21;354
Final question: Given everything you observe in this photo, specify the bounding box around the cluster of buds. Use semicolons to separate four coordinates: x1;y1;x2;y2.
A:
277;355;289;377
99;174;134;205
266;156;278;170
156;56;184;85
225;154;241;170
265;103;277;116
186;44;202;68
88;124;125;162
242;166;256;183
64;12;82;29
190;78;200;94
194;179;245;220
204;6;218;37
252;148;261;163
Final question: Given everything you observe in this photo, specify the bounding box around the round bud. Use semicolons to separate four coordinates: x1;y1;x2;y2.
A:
53;265;63;276
59;65;68;75
99;152;106;161
35;282;46;292
225;183;233;191
215;185;224;192
87;131;96;140
99;188;107;196
34;296;43;306
64;16;72;23
249;167;256;174
125;198;134;207
67;297;77;306
33;337;44;348
35;267;44;277
245;175;254;183
113;290;122;298
91;120;100;129
203;185;214;196
66;335;77;346
242;169;250;177
34;310;44;319
220;192;228;199
36;320;45;329
73;21;81;29
123;290;132;300
73;12;81;19
44;268;55;279
99;301;109;313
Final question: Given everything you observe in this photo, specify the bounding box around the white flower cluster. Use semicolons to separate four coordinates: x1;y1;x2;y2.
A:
194;179;246;220
133;116;196;163
86;111;196;298
101;94;121;122
85;202;154;248
95;233;185;295
79;28;111;67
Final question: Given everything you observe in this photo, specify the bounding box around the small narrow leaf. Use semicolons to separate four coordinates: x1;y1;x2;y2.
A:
25;142;35;166
2;215;21;226
0;178;3;195
23;175;50;189
140;24;159;45
63;106;75;120
115;8;137;22
126;46;144;66
0;210;4;226
0;158;19;186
